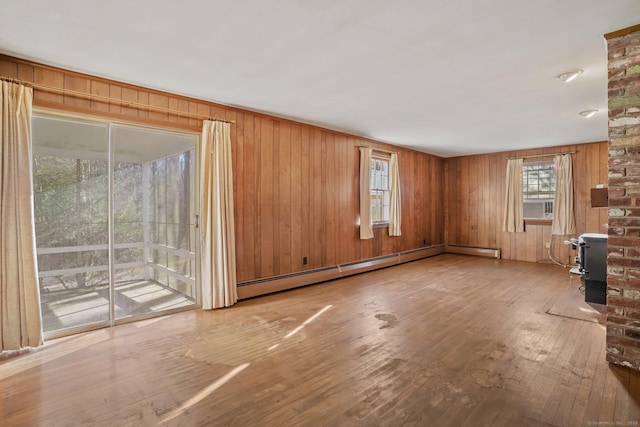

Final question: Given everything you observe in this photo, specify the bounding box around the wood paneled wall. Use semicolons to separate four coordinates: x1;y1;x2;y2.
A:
444;142;609;264
232;120;445;281
0;54;445;283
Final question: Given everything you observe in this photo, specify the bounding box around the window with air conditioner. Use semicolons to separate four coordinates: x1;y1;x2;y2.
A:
523;161;556;220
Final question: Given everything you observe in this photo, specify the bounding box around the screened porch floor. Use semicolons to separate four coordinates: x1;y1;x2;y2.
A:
40;280;196;333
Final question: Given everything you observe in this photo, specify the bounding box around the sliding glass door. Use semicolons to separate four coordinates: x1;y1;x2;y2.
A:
32;117;111;332
111;125;198;320
32;115;199;337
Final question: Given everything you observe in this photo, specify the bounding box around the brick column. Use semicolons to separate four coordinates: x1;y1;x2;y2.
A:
606;25;640;368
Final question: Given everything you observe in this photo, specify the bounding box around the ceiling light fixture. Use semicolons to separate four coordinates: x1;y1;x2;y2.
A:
579;109;598;118
556;69;584;82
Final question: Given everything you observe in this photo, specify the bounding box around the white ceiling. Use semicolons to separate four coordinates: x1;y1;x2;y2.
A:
1;1;639;157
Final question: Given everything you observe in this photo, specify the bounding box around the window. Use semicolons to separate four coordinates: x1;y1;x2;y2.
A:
370;155;390;223
523;162;556;219
359;147;401;238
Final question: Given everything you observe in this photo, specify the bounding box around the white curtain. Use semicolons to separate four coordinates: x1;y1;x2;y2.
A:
502;158;524;233
200;120;237;309
389;153;402;236
359;147;374;239
0;81;43;351
551;154;577;235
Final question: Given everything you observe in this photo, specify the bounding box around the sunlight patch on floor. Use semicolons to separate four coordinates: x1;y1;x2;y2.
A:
159;363;251;424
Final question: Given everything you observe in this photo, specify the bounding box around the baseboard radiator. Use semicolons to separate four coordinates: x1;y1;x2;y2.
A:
236;244;445;299
444;244;501;259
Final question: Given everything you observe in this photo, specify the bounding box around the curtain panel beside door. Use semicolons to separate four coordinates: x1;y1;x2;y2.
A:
0;81;43;351
200;120;237;309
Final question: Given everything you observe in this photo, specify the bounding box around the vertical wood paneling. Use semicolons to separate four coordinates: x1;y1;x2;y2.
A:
188;101;199;128
63;75;90;109
33;67;63;104
90;81;110;113
488;153;498;248
436;158;445;243
108;85;122;115
17;63;34;83
335;134;348;263
445;142;608;263
290;124;302;272
460;157;470;245
252;117;262;279
535;225;545;262
323;133;336;265
1;53;445;283
177;99;190;127
148;93;169;122
525;226;537;262
122;87;139;118
0;58;18;77
301;126;311;271
413;154;419;247
137;92;150;120
167;97;179;125
476;156;486;246
209;104;227;121
271;122;281;275
574;145;587;237
455;159;462;245
310;128;323;269
469;158;479;245
259;118;274;277
349;138;361;263
228;110;243;277
240;114;255;281
278;122;292;274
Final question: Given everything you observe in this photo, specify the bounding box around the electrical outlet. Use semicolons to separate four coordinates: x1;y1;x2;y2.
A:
545;242;550;249
303;256;308;265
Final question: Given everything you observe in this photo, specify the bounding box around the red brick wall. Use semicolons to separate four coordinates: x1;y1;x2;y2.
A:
606;25;640;368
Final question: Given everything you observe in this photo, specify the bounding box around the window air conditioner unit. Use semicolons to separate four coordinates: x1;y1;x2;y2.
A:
523;200;553;219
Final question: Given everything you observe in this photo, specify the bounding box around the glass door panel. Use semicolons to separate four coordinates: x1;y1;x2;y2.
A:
32;115;199;337
111;125;198;321
32;116;111;334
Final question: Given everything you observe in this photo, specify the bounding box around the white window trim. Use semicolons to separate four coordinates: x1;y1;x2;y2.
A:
370;153;391;226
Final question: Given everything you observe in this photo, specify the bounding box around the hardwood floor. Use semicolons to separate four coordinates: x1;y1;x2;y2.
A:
2;254;639;426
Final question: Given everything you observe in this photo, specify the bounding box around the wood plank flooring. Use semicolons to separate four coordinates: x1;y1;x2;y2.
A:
2;254;640;426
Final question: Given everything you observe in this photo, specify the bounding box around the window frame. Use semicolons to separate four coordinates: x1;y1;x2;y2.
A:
31;109;202;340
370;152;391;226
522;159;556;222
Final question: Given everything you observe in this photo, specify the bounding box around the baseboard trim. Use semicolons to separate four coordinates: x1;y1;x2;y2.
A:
236;266;341;299
445;245;501;259
237;244;445;299
338;253;400;276
399;245;446;263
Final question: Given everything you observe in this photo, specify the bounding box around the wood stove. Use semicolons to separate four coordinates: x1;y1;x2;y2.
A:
577;233;608;305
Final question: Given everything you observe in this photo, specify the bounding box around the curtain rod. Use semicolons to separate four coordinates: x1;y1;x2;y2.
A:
359;145;398;155
507;151;575;160
0;75;235;124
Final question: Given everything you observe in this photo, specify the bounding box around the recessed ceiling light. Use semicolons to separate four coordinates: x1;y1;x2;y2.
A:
579;109;598;118
556;69;584;82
